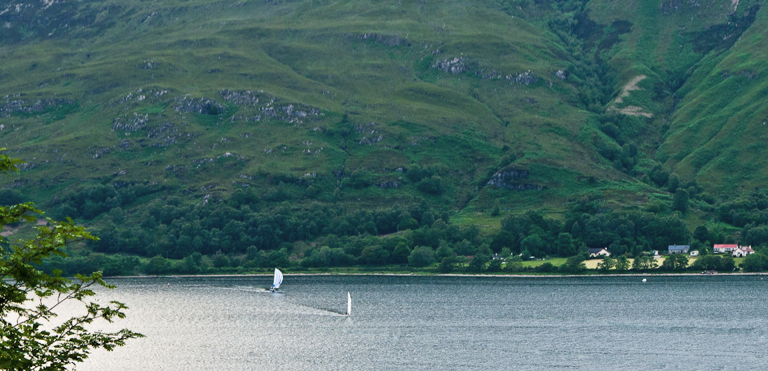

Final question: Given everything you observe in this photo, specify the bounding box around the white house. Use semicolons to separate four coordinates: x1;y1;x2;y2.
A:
588;248;611;258
732;246;756;257
713;244;739;254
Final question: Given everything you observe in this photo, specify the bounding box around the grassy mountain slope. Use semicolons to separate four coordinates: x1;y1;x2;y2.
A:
657;3;768;194
0;0;766;225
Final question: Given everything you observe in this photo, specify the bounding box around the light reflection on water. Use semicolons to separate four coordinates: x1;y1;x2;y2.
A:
75;275;768;370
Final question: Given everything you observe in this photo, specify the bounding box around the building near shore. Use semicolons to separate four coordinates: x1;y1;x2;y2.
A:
588;248;611;258
668;245;690;254
713;244;739;254
732;246;755;257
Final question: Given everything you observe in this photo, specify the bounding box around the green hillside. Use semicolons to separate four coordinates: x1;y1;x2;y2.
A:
2;0;768;273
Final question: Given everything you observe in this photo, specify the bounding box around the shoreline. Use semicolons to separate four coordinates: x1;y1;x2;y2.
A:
103;271;768;279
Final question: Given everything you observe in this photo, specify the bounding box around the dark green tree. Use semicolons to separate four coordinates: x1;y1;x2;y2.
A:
361;245;390;265
742;253;767;272
504;257;523;272
520;234;546;258
435;243;456;261
693;254;722;271
561;255;586;273
661;254;689;271
693;226;710;243
408;246;436;267
597;256;616;272
556;232;576;256
632;255;657;270
212;250;230;268
466;253;490;272
721;255;736;272
437;257;455;273
615;256;630;271
455;239;475;256
269;249;291;268
391;242;411;264
536;262;555;273
490;201;500;217
144;255;171;274
672;189;689;213
487;259;503;272
667;173;680;192
417;176;444;195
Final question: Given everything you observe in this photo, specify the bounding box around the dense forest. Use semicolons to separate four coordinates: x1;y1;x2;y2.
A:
5;177;764;276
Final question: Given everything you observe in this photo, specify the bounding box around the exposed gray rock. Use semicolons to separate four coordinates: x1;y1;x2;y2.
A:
355;122;377;134
173;96;225;115
359;135;384;145
220;89;321;124
354;33;404;46
114;88;170;107
487;168;545;191
112;113;148;132
506;70;539;85
433;57;467;74
139;59;156;70
476;69;503;80
659;0;701;15
146;122;191;147
0;96;75;118
192;158;214;167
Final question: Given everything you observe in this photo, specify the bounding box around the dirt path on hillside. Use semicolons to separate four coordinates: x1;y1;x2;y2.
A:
608;75;654;118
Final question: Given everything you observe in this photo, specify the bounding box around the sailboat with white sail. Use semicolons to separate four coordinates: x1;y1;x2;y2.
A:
346;292;351;316
269;268;283;292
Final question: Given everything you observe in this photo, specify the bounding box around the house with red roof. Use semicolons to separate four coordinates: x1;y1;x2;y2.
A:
733;246;756;257
713;244;756;257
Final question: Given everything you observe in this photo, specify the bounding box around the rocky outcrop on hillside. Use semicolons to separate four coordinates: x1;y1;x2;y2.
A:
359;136;384;145
487;168;545;191
112;113;149;132
220;90;322;124
173;96;225;115
441;61;541;85
262;104;321;124
507;70;538;85
114;88;171;108
433;57;468;74
353;33;405;46
0;96;75;117
658;0;703;14
0;1;123;45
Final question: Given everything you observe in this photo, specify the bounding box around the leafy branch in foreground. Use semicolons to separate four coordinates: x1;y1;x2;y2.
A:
1;148;143;370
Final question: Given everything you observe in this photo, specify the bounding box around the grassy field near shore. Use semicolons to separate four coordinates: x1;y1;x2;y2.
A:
112;255;748;277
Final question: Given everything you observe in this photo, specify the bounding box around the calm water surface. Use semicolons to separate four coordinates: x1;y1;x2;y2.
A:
76;275;768;370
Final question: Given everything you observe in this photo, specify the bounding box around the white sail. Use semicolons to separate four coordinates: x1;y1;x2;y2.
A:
347;292;352;316
273;268;283;289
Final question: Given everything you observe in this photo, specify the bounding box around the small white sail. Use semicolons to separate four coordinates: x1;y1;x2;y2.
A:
273;268;283;289
347;292;352;316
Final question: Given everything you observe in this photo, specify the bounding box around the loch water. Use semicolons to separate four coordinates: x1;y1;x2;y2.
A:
77;275;768;370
